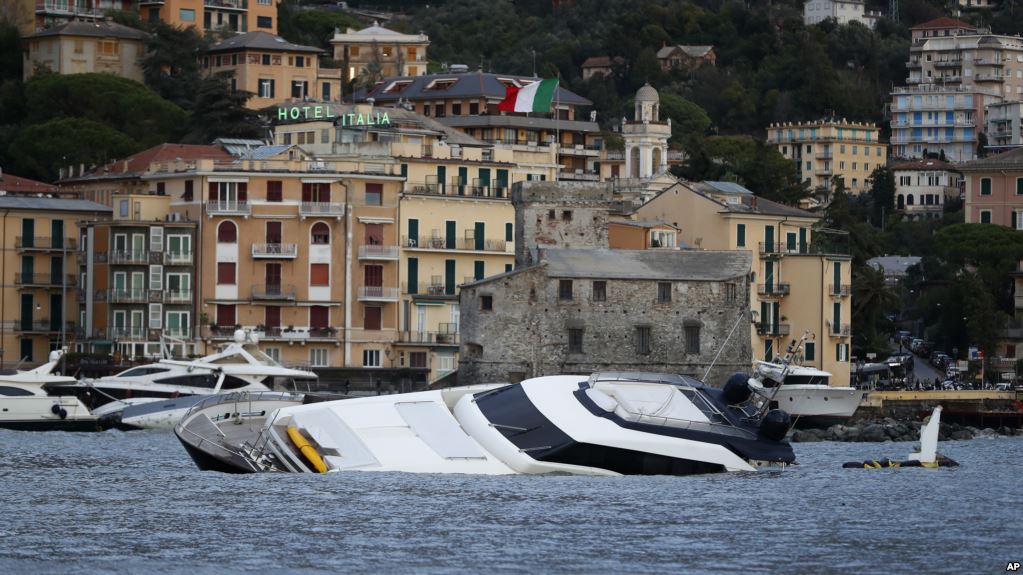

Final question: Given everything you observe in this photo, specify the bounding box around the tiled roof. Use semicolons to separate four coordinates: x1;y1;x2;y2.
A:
27;20;148;41
690;181;818;219
208;31;323;54
656;45;714;59
65;143;232;182
354;71;592;107
582;56;622;68
958;147;1023;171
0;196;111;212
891;159;959;172
0;172;58;194
911;17;977;31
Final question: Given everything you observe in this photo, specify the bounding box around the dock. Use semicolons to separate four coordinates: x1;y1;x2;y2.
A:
856;390;1023;427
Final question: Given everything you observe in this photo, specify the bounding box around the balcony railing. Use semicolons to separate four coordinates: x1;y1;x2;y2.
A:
358;286;399;301
402;235;509;253
111;326;146;340
299;202;345;216
397;331;461;345
756;323;791;337
164;290;192;304
109;250;149;265
756;283;791;296
759;242;784;256
357;245;400;260
15;236;77;251
251;284;297;300
35;1;102;16
108;289;149;303
165;251;194;265
15;273;76;287
207;201;250;215
406;182;510;199
204;0;246;9
15;319;75;333
830;323;852;337
829;284;852;297
252;243;298;258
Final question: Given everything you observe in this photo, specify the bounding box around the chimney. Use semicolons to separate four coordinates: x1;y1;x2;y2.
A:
751;196;758;210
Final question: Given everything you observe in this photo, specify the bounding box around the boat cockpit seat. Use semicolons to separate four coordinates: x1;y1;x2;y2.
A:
584;387;619;412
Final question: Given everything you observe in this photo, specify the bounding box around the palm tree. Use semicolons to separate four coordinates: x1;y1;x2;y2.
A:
852;264;900;355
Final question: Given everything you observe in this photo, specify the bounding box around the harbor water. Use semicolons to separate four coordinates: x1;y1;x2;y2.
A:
0;430;1020;574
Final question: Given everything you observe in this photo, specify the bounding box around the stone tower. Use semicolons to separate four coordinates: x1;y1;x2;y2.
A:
511;181;615;267
623;83;671;179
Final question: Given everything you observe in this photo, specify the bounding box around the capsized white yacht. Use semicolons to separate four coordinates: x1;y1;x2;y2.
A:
176;372;797;476
45;331;317;430
0;350;98;431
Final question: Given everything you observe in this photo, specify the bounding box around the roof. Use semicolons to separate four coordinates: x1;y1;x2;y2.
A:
27;20;148;41
636;83;658;102
688;181;819;219
958;147;1023;171
64;143;232;182
331;22;429;43
701;181;753;195
540;248;752;281
891;159;959;172
656;45;714;59
608;220;679;230
354;71;592;107
240;144;295;160
0;172;58;194
911;17;977;31
207;31;323;54
582;56;616;68
0;196;111;213
214;138;268;157
867;256;922;276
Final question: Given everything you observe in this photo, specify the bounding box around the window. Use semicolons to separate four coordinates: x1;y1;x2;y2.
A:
217;304;236;326
592;281;606;302
480;295;493;311
149;264;163;290
166;311;190;337
568;328;584;353
149;303;163;329
261;54;271;65
736;223;746;247
119;199;129;217
657;282;672;303
310;263;329;286
267;181;282;202
291;80;307;99
505;222;513;242
179;8;195;21
804;342;815;361
265;348;281;363
365;183;383;206
217;262;235;285
980;177;992;196
558;279;573;301
635;326;652;355
257;16;272;29
259;78;274;98
310;348;328;367
980;210;992;224
363;349;381;368
836;343;849;362
1016;178;1023;195
217;221;237;243
364;306;381;330
562;210;573;221
410;351;427;368
685;324;700;354
311;222;330;244
183;180;194;201
725;283;737;302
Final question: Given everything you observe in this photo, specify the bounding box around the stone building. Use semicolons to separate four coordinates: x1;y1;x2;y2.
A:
458;248;752;386
511;181;614;266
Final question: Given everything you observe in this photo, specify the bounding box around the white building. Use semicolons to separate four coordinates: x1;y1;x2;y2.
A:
622;84;670;179
986;101;1023;152
889;84;1000;161
804;0;880;28
892;159;963;221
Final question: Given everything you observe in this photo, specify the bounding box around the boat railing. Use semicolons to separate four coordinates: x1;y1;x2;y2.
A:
622;410;757;439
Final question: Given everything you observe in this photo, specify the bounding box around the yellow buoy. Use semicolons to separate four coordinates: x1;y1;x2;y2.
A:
287;426;328;473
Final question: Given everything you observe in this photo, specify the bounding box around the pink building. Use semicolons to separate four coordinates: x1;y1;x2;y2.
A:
959;147;1023;227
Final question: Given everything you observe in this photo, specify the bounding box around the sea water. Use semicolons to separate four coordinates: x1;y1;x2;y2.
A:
0;430;1020;574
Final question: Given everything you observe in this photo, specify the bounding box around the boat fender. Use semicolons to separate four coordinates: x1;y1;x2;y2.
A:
59;408;68;419
286;426;328;473
723;373;752;404
759;409;791;441
51;404;61;415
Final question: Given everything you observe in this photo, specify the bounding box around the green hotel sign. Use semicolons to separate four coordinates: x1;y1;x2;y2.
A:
277;105;391;127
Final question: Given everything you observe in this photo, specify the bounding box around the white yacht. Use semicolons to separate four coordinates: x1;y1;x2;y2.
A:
0;350;98;431
176;372;797;476
750;360;865;427
45;331;317;430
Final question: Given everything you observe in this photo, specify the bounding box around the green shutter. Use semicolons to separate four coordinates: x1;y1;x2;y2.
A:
437;165;446;193
474;222;484;251
445;259;456;295
474;260;484;280
1017;178;1023;195
805;342;815;361
458;166;468;195
799;228;807;254
833;301;841;328
445;221;456;249
408;218;419;247
764;261;774;293
505;222;513;242
400;164;408;178
407;257;418;294
736;224;745;247
496;169;509;197
505;263;513;273
786;232;796;252
982;178;991;195
765;339;773;361
833;262;841;294
21;219;34;248
764;225;774;251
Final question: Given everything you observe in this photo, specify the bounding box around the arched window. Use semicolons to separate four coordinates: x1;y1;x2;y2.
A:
311;222;330;245
630;147;640;178
906;194;915;206
217;221;237;243
897;194;905;209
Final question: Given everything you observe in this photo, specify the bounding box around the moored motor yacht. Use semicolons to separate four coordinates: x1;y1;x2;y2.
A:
750;361;865;428
176;372;796;476
45;330;317;430
0;350;98;431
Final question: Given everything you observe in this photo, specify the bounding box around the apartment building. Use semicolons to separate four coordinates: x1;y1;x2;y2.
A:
909;17;977;42
14;0;130;35
905;33;1023;100
803;0;880;28
767;119;886;195
202;31;342;109
23;20;148;82
889;84;996;161
76;196;199;359
353;70;601;182
0;195;111;368
986;101;1023;151
330;22;430;82
138;0;278;35
892;159;962;221
959;147;1023;226
628;180;853;386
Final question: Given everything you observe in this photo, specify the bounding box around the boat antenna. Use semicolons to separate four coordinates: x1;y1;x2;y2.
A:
756;330;814;417
702;308;750;382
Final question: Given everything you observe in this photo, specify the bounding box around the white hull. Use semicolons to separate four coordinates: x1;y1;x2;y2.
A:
770;385;864;418
0;396;97;429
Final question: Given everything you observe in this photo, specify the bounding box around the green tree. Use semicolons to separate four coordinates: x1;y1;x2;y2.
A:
0;22;21;85
852;264;900;356
868;166;895;228
142;21;206;110
183;73;262;144
8;117;140;181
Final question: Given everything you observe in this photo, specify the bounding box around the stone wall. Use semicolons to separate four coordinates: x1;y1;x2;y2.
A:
458;263;752;386
512;181;615;266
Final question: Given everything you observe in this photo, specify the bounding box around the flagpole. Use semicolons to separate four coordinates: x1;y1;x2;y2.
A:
555;73;560;166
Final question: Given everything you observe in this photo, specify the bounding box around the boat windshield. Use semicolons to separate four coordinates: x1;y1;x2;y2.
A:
784;374;829;386
116;366;171;378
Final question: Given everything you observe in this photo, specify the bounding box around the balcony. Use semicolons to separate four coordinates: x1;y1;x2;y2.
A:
108;289;150;304
299;202;345;217
204;0;246;10
15;236;77;251
207;201;250;215
15;273;76;288
829;284;852;297
830;323;852;337
933;60;963;69
561;144;601;157
974;58;1004;67
817;149;833;159
905;61;922;69
815;166;833;175
252;243;298;258
759;242;785;257
558;170;601;181
14;319;75;334
358;286;399;301
397;330;460;346
165;251;194;265
251;284;297;300
110;326;146;340
756;283;791;297
109;250;149;265
164;290;192;304
406;182;510;199
357;245;400;260
402;235;510;253
35;1;102;17
756;323;791;337
976;73;1004;82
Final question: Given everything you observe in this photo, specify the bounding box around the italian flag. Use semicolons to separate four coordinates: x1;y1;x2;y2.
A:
498;78;559;113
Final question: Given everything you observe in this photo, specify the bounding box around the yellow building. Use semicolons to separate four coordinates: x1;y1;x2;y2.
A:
0;195;111;368
23;20;148;82
767;119;887;195
330;22;430;82
203;31;342;109
138;0;278;35
627;180;854;386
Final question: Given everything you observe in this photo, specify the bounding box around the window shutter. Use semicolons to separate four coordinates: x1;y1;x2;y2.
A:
149;303;163;329
238;182;248;202
310;263;330;286
208;182;217;201
149;265;163;290
302;183;312;203
149;226;164;252
267;181;282;202
1014;211;1018;230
